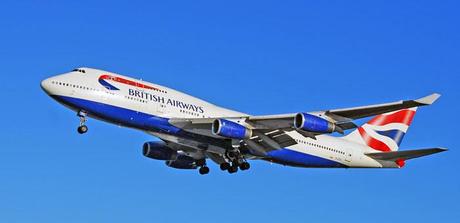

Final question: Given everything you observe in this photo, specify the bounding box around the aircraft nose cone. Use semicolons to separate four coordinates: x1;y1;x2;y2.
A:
40;78;52;94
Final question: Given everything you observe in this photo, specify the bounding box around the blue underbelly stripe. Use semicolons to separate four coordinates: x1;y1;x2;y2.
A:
267;149;348;168
53;95;181;133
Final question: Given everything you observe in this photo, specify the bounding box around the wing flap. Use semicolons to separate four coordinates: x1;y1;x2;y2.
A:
256;129;297;148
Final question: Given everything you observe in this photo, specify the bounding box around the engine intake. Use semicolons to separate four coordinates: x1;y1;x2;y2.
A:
212;119;252;139
143;141;177;160
294;113;336;133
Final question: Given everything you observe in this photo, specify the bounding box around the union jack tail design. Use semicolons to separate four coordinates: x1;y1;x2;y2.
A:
343;108;417;152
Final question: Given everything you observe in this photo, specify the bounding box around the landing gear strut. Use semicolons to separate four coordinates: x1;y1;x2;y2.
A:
77;111;88;134
196;159;210;175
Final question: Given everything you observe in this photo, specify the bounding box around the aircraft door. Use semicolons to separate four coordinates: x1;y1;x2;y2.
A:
156;103;167;116
345;147;354;163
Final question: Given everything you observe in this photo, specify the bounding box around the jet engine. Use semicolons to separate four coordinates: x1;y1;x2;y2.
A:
294;113;336;133
212;119;252;139
143;141;177;160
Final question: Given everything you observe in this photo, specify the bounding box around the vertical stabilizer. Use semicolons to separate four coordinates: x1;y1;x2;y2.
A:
343;108;417;152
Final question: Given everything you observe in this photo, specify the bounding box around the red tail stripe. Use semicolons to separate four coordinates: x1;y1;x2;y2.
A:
358;127;391;152
396;159;406;168
367;109;416;126
100;74;160;91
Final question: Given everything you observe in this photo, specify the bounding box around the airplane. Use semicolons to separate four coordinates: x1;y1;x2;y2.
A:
40;67;447;175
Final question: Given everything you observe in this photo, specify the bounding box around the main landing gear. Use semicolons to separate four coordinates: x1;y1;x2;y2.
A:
196;151;251;175
220;150;251;174
196;159;210;175
77;111;88;134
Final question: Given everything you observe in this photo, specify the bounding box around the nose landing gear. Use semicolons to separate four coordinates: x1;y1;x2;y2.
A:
77;111;88;134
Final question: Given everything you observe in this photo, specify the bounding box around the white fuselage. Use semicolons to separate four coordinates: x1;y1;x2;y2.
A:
41;68;387;168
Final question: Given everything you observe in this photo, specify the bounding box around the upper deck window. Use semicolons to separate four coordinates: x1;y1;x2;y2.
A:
72;69;86;73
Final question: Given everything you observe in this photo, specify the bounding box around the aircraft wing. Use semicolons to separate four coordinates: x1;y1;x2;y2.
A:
322;93;440;120
169;93;440;155
245;93;440;124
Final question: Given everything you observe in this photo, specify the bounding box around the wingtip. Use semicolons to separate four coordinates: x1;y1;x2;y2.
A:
416;93;441;105
437;147;448;152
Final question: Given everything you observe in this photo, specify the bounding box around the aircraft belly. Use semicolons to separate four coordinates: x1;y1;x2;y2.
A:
147;132;227;155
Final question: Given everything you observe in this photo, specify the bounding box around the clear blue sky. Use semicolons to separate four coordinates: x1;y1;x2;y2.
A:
1;1;459;222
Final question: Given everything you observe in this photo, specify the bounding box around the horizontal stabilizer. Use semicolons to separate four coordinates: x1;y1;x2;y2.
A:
414;93;441;105
366;148;447;161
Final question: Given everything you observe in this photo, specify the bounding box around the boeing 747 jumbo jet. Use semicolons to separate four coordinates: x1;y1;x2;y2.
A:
41;68;446;175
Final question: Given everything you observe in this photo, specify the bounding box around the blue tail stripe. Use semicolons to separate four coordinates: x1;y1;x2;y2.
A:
376;130;406;146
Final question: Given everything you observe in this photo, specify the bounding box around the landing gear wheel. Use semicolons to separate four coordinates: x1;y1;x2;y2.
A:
228;165;238;174
220;163;231;171
196;159;206;167
77;125;88;134
239;162;250;171
199;166;210;175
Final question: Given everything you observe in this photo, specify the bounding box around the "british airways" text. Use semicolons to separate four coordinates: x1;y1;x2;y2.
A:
129;89;204;113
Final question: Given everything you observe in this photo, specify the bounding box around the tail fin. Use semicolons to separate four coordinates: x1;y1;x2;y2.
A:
343;108;417;152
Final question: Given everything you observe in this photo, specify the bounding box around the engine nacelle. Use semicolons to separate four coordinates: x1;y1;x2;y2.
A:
143;141;177;160
165;155;198;169
294;113;336;133
212;119;252;139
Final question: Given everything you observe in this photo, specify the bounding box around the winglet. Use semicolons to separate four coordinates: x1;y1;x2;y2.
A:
415;93;441;105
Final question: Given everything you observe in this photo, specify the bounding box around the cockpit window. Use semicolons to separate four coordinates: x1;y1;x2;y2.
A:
72;68;86;73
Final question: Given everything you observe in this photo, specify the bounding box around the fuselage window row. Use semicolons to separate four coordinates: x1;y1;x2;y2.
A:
295;139;345;155
51;81;165;105
179;109;200;117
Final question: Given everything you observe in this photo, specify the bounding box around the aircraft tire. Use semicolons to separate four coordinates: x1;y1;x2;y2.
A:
78;125;88;134
228;165;238;174
240;162;250;171
199;166;210;175
220;163;231;171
